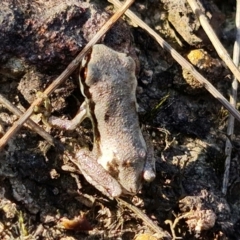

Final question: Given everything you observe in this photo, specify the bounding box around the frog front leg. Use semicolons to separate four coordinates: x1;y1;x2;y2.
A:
71;149;122;198
49;101;87;130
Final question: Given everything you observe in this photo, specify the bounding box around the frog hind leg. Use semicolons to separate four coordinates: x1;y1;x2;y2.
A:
142;131;156;182
74;149;122;198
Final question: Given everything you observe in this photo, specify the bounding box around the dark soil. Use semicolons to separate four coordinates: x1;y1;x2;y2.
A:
0;0;239;239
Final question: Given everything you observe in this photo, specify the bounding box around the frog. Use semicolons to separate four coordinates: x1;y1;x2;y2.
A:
50;44;156;198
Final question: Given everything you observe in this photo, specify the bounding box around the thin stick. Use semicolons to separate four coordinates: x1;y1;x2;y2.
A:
117;198;172;239
187;0;240;84
222;1;240;195
0;94;56;146
165;212;192;240
0;0;135;150
109;0;240;122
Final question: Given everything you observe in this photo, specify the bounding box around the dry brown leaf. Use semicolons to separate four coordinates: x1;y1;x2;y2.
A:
59;213;93;231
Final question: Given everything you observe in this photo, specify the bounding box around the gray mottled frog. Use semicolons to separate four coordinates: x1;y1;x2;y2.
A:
50;44;156;198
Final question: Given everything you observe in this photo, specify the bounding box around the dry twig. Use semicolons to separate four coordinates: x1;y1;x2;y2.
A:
187;0;240;84
109;0;240;123
0;0;134;150
117;198;172;239
222;1;240;195
0;94;55;146
165;212;191;240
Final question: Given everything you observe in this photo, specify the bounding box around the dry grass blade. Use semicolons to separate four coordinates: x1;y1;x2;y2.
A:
117;198;172;239
0;94;56;146
109;0;240;123
187;0;240;84
0;0;134;150
222;1;240;195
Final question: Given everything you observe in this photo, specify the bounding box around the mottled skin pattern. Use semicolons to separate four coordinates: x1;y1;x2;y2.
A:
51;44;156;198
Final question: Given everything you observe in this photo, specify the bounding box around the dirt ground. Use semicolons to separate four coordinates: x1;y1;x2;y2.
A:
0;0;240;239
